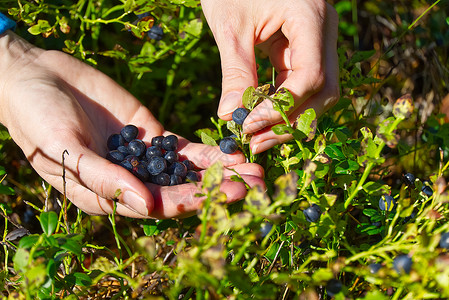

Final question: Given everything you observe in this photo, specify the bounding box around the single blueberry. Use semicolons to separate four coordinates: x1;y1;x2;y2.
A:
219;137;238;154
169;174;183;186
120;160;133;172
260;222;273;238
162;135;178;151
127;139;146;157
232;107;250;125
369;263;382;274
326;279;343;297
117;145;129;155
151;136;164;148
146;145;163;159
107;134;125;150
148;26;164;41
182;160;195;171
403;173;415;187
147;156;167;175
164;151;178;164
422;185;433;197
379;195;395;211
154;172;170;186
121;124;139;143
440;232;449;249
393;255;412;274
106;150;125;164
136;12;150;19
185;170;199;182
133;164;150;182
303;204;322;223
168;162;187;178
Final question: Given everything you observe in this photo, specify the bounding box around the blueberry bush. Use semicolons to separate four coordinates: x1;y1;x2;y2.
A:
1;0;449;299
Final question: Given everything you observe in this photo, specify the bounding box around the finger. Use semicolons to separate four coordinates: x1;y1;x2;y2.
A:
62;177;150;218
243;2;331;134
37;141;155;216
210;23;259;120
148;174;265;219
176;141;246;168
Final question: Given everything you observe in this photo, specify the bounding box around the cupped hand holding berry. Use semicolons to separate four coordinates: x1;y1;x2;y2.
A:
201;0;340;153
0;32;265;219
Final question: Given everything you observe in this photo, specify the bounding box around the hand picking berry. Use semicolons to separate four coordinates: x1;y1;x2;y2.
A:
106;125;199;186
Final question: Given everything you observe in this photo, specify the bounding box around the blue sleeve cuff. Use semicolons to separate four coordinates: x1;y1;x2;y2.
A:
0;12;16;35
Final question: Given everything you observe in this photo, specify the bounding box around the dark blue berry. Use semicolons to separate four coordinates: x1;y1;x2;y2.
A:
151;136;164;148
440;232;449;249
120;160;133;171
164;151;179;164
133;164;150;182
379;195;395;211
148;26;164;41
107;134;125;150
147;156;167;175
168;162;187;178
185;170;199;182
106;150;125;164
232;107;249;125
136;12;150;19
260;222;273;238
127;139;146;157
169;174;183;186
154;172;170;186
326;279;342;297
403;173;415;187
121;125;139;142
219;137;238;154
369;263;382;274
146;146;163;159
162;135;178;151
182;160;195;171
117;145;129;155
303;204;322;223
393;255;412;274
422;185;433;197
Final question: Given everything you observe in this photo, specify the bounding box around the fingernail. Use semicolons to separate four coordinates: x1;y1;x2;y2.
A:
122;191;150;216
243;120;270;134
251;139;279;154
218;92;241;118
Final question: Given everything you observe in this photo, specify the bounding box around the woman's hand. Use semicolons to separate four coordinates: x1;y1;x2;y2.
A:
0;32;265;219
201;0;340;153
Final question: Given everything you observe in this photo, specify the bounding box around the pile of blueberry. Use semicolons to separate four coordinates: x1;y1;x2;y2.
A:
219;107;250;154
106;125;199;186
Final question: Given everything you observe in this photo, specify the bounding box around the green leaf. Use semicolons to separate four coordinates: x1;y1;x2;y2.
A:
73;272;92;286
180;18;202;38
18;235;40;249
314;134;326;154
348;50;376;66
272;88;294;112
392;94;414;120
293;109;317;140
362;208;378;217
202;161;223;191
226;120;240;136
28;19;52;35
0;185;15;195
60;238;82;256
244;185;271;215
242;86;256;110
273;172;299;205
271;124;293;135
40;211;58;236
0;130;10;141
200;131;218;146
13;248;29;272
335;160;359;174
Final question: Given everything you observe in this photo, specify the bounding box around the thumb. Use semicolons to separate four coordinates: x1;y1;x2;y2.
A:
215;34;258;120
